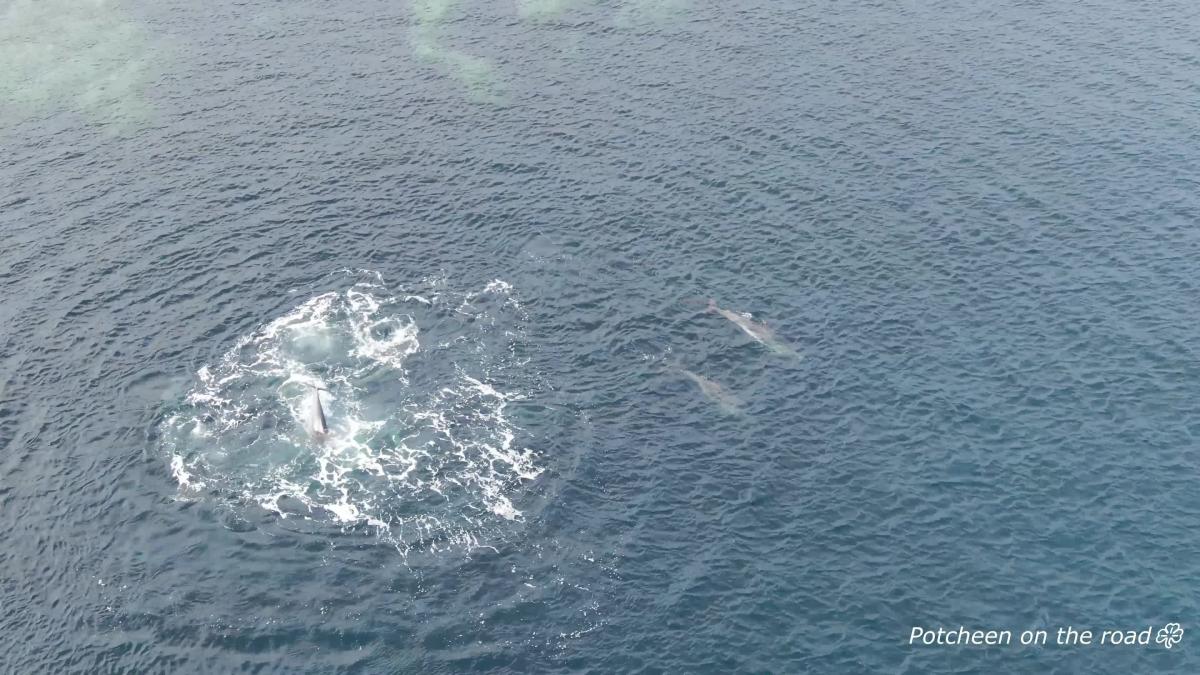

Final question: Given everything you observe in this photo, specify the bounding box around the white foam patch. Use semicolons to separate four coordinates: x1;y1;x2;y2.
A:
159;275;540;554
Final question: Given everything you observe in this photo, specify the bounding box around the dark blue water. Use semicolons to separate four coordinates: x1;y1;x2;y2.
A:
3;0;1200;672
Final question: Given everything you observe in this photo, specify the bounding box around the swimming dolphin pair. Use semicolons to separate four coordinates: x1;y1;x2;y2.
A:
707;299;800;358
671;299;800;414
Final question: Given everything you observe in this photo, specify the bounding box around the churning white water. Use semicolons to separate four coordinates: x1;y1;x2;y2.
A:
160;274;542;553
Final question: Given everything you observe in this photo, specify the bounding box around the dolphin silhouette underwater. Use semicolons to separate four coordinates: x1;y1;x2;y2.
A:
668;364;742;416
306;385;329;438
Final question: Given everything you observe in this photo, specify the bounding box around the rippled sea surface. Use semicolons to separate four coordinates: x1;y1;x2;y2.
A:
3;0;1200;672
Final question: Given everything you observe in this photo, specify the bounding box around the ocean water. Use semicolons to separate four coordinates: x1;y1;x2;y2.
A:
2;0;1199;672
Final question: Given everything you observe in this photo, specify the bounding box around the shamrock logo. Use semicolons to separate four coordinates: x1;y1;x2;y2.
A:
1155;623;1184;649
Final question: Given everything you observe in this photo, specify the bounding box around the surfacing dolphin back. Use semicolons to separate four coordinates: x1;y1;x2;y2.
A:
708;298;801;359
307;385;329;437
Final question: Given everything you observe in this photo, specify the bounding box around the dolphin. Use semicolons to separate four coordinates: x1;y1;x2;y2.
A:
672;365;742;415
306;385;329;437
707;299;800;358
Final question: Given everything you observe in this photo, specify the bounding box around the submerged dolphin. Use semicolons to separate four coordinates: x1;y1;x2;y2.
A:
306;386;329;437
707;299;800;358
673;366;741;415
